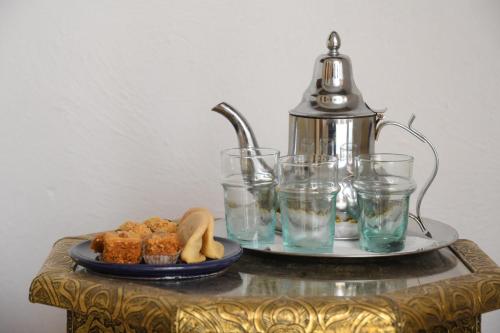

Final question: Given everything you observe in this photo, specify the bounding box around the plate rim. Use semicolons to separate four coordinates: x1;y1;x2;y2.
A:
69;236;243;275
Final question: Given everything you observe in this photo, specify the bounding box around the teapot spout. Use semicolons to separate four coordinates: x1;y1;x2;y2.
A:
211;102;275;182
211;102;260;149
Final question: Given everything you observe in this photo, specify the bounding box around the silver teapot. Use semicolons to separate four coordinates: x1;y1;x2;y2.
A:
212;31;437;239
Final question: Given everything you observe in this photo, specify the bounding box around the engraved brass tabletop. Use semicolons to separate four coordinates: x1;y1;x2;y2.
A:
29;234;500;333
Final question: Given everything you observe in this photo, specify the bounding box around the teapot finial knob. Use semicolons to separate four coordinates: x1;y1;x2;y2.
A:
327;31;341;55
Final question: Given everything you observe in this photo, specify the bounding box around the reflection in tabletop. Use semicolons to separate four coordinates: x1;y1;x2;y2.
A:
101;246;470;298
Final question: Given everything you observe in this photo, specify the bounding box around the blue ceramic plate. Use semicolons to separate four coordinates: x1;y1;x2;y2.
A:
69;237;242;280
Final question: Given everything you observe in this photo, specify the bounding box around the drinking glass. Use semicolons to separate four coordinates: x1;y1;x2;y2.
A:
278;155;339;252
336;143;360;238
353;153;416;253
221;148;279;248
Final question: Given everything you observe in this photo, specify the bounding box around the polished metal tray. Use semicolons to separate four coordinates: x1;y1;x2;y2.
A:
215;218;458;259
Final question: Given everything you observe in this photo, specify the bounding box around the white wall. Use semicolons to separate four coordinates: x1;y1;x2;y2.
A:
1;0;499;331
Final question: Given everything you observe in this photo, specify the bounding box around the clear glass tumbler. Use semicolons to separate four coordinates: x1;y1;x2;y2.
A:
336;143;360;239
278;155;339;252
221;148;279;248
353;153;416;253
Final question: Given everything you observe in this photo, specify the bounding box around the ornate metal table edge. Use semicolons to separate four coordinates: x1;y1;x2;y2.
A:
29;236;500;333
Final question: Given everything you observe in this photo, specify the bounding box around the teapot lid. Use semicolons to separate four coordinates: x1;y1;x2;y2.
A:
290;31;375;119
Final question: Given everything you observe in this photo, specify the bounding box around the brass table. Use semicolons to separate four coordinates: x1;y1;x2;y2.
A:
29;235;500;332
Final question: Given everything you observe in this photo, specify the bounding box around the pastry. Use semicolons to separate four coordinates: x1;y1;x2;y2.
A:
143;232;181;265
90;208;224;266
177;208;224;263
143;216;177;233
90;233;105;253
118;221;152;238
101;231;142;264
201;215;224;260
177;208;211;263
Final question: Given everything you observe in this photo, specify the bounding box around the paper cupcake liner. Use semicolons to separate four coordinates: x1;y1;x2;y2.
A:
143;251;180;265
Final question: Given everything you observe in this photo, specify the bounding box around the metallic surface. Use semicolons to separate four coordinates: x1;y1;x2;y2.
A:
212;102;260;149
376;114;439;238
241;218;457;259
288;114;375;232
288;114;375;156
30;232;500;332
289;31;374;119
213;103;275;178
326;31;341;55
67;310;481;333
213;31;439;240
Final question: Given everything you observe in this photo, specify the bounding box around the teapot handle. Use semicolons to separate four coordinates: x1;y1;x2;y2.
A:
375;114;439;239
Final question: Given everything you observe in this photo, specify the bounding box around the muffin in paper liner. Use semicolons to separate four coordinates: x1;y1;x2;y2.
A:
143;251;181;265
142;232;182;265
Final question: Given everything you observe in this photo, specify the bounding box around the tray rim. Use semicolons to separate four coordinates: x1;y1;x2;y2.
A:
239;217;459;259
